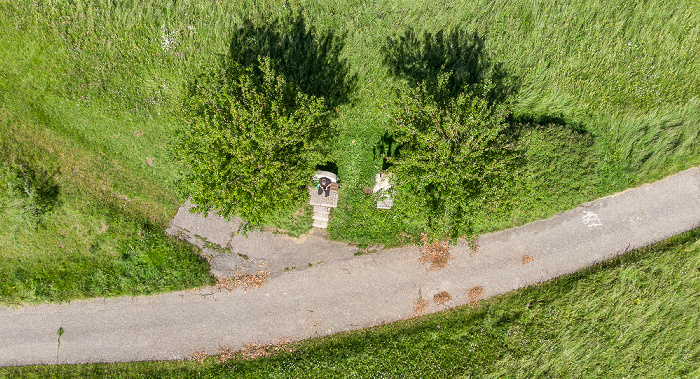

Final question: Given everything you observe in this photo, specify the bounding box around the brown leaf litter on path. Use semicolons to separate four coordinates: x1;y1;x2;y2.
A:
413;297;430;315
412;288;430;315
217;264;269;291
521;254;533;265
467;286;484;303
433;291;453;305
236;340;294;360
190;338;294;364
418;234;452;270
188;348;208;364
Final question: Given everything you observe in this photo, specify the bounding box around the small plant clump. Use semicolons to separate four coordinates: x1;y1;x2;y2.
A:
189;348;208;364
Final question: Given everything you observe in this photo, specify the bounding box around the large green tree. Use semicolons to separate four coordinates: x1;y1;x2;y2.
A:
174;57;335;227
382;28;521;240
387;76;519;239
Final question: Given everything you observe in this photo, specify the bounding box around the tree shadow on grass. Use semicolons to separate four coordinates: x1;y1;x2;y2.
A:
382;27;592;136
228;10;357;109
381;28;520;105
381;27;593;141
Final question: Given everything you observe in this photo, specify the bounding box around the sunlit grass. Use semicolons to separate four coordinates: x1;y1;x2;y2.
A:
1;0;699;301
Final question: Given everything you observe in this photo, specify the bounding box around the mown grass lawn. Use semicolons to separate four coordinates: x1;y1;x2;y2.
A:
3;228;698;378
1;0;699;302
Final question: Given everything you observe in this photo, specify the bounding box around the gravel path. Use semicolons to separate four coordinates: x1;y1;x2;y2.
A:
1;167;698;366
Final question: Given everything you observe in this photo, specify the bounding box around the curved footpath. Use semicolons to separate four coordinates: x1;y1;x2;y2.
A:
1;168;699;366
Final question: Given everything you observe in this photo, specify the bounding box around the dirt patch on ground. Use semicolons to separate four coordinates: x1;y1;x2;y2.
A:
467;286;484;302
217;265;269;291
521;254;533;265
418;234;452;271
433;291;453;305
99;220;109;234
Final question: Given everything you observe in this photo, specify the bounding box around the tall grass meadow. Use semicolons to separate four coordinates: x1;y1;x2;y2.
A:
1;0;699;300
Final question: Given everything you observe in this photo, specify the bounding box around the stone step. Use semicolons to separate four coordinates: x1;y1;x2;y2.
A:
313;205;331;215
312;219;328;228
312;214;330;222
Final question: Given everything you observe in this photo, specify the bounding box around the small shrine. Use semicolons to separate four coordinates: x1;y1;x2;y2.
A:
309;171;339;228
373;172;394;209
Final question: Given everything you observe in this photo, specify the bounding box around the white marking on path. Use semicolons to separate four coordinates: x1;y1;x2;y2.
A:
582;211;603;228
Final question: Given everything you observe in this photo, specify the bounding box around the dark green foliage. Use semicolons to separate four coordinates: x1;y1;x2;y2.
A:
382;29;522;240
228;10;357;108
388;78;520;239
175;57;336;228
174;10;355;229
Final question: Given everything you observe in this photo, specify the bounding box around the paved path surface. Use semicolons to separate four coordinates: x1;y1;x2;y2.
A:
1;167;699;366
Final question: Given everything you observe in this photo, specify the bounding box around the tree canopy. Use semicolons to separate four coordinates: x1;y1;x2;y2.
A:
174;57;336;227
173;11;354;229
387;77;519;239
383;29;521;239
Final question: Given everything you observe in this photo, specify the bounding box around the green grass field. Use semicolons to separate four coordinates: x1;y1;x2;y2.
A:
1;0;699;301
3;228;698;378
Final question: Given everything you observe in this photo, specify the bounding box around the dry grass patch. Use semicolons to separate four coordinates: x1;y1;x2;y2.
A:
418;234;452;271
217;265;269;291
99;220;109;234
214;344;237;362
433;291;453;305
467;286;484;302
